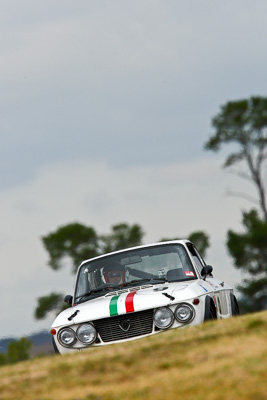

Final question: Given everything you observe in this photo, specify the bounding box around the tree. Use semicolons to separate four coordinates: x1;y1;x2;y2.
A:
204;96;267;221
34;292;67;320
0;353;6;366
42;223;99;274
205;96;267;312
100;223;144;253
227;210;267;312
6;338;32;364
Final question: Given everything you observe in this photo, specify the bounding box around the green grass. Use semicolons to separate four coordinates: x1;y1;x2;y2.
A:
1;311;267;400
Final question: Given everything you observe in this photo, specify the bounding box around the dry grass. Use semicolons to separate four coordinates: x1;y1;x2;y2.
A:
1;311;267;400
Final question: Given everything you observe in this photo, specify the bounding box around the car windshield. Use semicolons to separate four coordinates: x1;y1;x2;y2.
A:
74;243;197;303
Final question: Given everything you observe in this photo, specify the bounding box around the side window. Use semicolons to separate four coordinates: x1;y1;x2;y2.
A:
186;243;205;275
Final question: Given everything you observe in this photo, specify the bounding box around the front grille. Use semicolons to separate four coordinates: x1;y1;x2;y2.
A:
93;309;154;343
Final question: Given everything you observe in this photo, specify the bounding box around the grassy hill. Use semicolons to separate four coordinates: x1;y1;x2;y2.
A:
1;311;267;400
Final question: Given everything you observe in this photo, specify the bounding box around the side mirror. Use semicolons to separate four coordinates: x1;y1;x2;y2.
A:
201;265;213;280
64;295;73;305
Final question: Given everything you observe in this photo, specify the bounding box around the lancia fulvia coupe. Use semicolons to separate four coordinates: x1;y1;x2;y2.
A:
50;240;239;354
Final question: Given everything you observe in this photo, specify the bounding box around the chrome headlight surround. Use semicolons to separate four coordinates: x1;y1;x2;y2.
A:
58;327;76;347
77;323;97;345
154;307;174;329
174;303;195;324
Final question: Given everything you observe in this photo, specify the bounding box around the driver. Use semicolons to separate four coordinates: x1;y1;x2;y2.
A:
103;264;125;285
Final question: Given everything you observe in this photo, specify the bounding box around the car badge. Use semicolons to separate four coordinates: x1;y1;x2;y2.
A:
153;286;168;291
119;319;131;332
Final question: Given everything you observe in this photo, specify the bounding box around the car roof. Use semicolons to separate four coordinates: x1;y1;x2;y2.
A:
79;239;191;269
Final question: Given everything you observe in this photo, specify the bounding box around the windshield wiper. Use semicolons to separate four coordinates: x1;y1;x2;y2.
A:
121;278;167;287
75;285;121;301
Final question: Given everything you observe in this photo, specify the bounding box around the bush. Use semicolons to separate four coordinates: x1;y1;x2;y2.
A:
0;337;32;366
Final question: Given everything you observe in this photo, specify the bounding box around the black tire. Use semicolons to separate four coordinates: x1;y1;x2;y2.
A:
209;305;217;320
52;336;60;354
204;296;217;321
230;293;240;316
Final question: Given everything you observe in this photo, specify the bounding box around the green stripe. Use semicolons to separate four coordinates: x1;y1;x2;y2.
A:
110;295;120;316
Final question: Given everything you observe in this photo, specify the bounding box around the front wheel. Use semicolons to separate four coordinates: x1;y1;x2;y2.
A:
204;296;217;321
209;305;217;320
52;336;59;354
230;293;240;316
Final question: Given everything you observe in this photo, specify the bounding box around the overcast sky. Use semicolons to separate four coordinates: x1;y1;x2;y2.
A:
1;1;267;339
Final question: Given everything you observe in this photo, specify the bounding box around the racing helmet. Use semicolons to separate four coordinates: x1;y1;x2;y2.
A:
103;264;125;285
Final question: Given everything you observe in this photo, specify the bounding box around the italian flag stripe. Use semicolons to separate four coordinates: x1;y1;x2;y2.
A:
125;291;136;313
110;295;120;316
109;291;137;316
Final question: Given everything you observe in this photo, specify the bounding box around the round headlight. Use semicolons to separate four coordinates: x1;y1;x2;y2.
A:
174;303;195;323
77;324;97;345
58;328;76;346
154;307;174;329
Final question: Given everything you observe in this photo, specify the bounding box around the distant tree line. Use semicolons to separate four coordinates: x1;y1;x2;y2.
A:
0;338;32;366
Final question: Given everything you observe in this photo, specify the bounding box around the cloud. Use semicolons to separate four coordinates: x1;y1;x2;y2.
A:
1;0;267;190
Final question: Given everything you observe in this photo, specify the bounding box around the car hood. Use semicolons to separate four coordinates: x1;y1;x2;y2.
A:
51;280;209;328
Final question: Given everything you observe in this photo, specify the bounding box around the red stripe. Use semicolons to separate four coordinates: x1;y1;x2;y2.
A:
125;291;136;313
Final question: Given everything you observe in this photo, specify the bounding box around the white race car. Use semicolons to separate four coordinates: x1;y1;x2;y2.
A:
50;240;239;354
